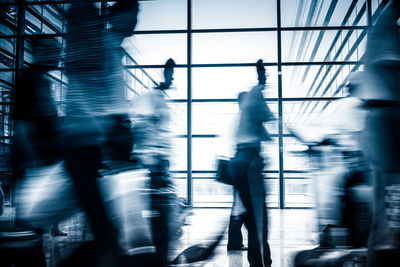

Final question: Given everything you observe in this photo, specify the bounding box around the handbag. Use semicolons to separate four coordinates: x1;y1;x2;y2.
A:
99;166;155;256
215;158;233;185
15;161;79;228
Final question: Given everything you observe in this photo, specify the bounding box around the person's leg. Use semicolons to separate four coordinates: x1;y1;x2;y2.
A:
151;192;169;266
64;145;120;265
262;205;272;267
232;152;263;267
242;212;263;267
248;155;272;267
149;162;170;266
227;214;244;250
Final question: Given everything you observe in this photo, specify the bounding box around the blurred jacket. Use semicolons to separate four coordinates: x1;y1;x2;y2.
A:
236;84;274;147
133;89;171;161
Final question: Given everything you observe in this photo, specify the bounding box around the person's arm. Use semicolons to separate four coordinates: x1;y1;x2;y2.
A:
251;88;275;123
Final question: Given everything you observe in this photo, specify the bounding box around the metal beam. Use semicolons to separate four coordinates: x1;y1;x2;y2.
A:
0;78;14;88
319;60;364;112
294;0;318;62
25;6;62;34
167;97;342;103
0;25;369;39
294;0;362;117
10;0;26;207
123;51;159;87
277;0;285;209
366;0;372;26
124;61;360;69
300;27;367;122
291;2;367;124
308;2;366;98
301;0;339;81
125;69;150;90
286;0;306;60
186;0;193;206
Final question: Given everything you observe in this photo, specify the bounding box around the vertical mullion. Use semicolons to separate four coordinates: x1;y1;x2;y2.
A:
187;0;193;206
15;0;25;88
12;0;26;206
277;0;285;209
366;0;372;27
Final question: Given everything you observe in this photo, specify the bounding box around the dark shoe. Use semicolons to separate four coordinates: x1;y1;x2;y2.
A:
51;227;68;237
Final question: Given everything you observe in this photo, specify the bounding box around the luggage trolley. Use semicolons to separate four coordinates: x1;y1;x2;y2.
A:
290;126;372;266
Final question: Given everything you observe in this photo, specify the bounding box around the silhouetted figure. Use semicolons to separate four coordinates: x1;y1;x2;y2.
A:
13;36;61;172
334;74;371;248
133;58;176;267
64;1;139;266
11;35;62;267
360;1;400;266
232;60;274;267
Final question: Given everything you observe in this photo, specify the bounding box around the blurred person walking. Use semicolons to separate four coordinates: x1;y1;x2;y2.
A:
13;36;61;184
360;0;400;266
231;60;274;267
11;35;62;267
63;1;139;266
133;58;176;267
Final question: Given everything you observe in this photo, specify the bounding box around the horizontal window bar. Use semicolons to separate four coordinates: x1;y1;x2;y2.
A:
5;1;72;5
167;97;342;103
170;170;309;174
125;61;360;69
174;134;294;138
1;25;367;33
0;24;374;39
281;61;361;66
1;63;360;70
174;134;218;138
130;26;367;35
169;176;312;181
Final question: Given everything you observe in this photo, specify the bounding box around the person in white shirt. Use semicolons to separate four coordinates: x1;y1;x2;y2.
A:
133;58;176;266
231;60;274;267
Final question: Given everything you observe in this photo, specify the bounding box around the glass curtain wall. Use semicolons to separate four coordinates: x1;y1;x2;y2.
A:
0;0;386;208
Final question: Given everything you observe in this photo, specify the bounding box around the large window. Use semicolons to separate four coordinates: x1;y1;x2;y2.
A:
1;0;387;207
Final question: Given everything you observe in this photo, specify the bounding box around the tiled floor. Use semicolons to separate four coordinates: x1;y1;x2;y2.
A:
1;207;319;266
170;208;318;267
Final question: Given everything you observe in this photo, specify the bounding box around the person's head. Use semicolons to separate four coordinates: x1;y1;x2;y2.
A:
30;36;61;67
109;0;139;39
162;58;176;88
256;59;266;85
238;91;248;110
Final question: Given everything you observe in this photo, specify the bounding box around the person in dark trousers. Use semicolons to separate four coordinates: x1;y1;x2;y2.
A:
227;191;247;251
63;1;139;266
134;58;176;266
13;36;61;178
12;35;62;267
227;91;248;251
232;60;274;267
13;35;67;238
